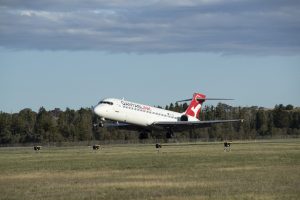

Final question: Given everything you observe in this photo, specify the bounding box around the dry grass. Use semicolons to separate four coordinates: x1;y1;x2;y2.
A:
0;140;300;200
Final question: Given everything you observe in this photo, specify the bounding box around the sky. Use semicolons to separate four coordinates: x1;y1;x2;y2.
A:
0;0;300;113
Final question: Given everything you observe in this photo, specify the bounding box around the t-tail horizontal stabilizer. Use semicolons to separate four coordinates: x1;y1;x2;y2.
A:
176;97;234;103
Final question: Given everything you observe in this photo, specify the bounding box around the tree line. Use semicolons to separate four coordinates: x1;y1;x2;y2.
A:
0;103;299;144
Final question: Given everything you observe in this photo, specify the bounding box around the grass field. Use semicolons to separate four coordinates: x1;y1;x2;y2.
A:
0;140;300;200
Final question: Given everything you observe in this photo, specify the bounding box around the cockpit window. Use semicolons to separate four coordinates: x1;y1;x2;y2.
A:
98;101;113;105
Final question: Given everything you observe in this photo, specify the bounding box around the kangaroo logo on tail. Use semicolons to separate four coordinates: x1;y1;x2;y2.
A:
185;93;206;118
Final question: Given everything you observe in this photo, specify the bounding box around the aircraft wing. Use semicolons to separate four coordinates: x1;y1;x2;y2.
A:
102;122;150;131
101;119;243;132
151;119;243;131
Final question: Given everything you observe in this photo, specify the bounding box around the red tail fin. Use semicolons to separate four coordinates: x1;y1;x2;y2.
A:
185;93;206;118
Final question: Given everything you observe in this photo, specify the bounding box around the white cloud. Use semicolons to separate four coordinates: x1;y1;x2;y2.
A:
0;0;299;54
18;10;68;22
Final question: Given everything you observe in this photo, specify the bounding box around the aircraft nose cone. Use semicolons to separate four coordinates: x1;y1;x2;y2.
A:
94;105;103;116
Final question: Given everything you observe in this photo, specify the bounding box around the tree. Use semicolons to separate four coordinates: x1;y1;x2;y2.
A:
35;107;56;143
273;104;290;128
169;103;174;111
286;104;294;110
256;109;268;136
174;102;180;112
75;108;93;141
291;112;300;129
0;112;12;144
0;102;299;144
18;109;36;142
182;103;189;112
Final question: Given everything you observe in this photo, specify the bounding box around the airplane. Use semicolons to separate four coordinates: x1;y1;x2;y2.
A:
93;93;243;137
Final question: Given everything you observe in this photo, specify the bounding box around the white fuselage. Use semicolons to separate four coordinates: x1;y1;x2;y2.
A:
94;98;199;127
